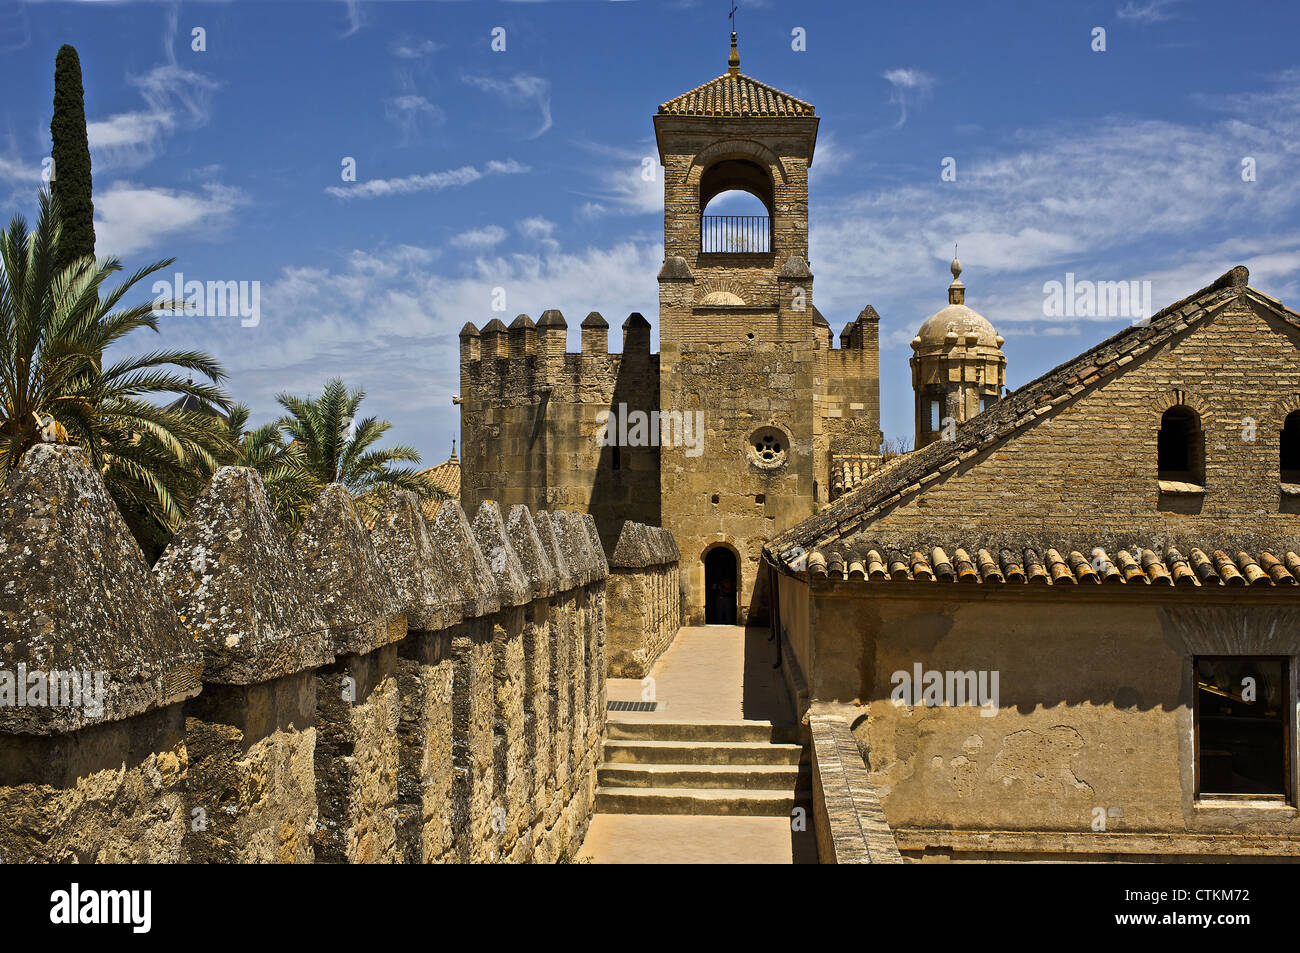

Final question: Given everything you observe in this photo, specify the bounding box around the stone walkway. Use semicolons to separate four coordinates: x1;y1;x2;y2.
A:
579;626;817;864
603;625;795;722
580;813;818;864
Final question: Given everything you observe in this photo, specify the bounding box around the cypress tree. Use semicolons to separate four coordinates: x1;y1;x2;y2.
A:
51;44;95;272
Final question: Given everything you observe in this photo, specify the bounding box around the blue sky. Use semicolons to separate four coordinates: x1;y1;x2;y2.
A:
2;0;1298;463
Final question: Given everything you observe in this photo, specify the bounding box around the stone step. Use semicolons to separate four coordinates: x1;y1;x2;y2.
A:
605;719;800;744
595;786;812;817
597;762;808;790
602;739;805;766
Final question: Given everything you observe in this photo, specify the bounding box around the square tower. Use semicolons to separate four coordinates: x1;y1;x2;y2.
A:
654;33;823;625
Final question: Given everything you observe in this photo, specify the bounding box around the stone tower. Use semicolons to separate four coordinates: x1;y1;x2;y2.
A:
458;32;882;625
655;33;877;624
910;258;1006;448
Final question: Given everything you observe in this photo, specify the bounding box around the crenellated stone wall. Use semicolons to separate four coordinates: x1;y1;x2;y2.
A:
605;521;682;678
0;443;664;864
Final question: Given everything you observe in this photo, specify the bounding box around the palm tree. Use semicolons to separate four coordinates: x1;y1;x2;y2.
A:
0;191;233;550
274;377;444;525
218;403;316;527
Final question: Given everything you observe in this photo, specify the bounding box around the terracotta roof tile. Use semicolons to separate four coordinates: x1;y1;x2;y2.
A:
418;450;460;511
659;71;815;118
801;541;1300;590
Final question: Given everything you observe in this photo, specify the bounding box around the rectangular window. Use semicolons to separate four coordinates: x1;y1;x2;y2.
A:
1195;656;1290;800
928;399;941;433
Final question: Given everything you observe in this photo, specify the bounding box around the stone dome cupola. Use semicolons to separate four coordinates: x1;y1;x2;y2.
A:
910;256;1008;448
913;257;1004;352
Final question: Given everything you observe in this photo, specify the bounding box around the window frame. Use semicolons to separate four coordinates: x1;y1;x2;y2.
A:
1193;654;1293;805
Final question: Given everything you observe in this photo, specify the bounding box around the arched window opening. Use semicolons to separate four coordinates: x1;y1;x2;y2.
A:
1158;405;1204;484
700;159;772;254
1281;411;1300;483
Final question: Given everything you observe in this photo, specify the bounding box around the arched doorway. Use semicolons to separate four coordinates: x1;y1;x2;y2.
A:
703;546;738;625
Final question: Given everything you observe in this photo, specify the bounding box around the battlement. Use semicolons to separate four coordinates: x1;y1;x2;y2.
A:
813;304;879;353
461;310;655;360
460;310;659;405
0;442;682;864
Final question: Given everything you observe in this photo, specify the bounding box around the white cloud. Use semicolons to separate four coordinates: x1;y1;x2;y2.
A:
0;154;43;186
516;216;559;251
386;94;445;142
391;36;439;59
341;0;365;37
882;68;935;128
577;167;661;218
325;158;528;200
463;73;553;138
451;225;508;250
94;182;243;257
0;0;30;54
810;70;1300;331
1117;0;1186;23
87;64;218;169
810;131;852;177
517;216;555;239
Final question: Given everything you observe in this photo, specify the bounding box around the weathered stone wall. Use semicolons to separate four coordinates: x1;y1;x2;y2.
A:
0;444;201;863
0;445;644;864
458;313;661;556
606;521;682;677
808;711;902;865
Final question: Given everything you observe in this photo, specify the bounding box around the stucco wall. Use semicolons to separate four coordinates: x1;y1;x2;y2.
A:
793;581;1300;860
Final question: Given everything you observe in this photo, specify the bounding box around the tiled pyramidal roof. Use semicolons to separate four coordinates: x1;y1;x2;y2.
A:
808;544;1300;588
659;72;815;118
420;452;460;501
770;266;1296;568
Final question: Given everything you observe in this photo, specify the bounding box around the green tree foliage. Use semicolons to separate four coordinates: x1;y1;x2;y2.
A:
50;45;95;273
273;378;445;528
0;192;233;556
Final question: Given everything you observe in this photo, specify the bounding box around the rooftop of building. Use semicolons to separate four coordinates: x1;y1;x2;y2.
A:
658;33;816;119
770;264;1300;570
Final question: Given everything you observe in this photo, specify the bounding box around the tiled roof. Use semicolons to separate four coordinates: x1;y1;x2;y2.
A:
355;449;459;530
770;266;1300;569
805;543;1300;588
659;72;815;118
418;450;460;517
829;453;882;500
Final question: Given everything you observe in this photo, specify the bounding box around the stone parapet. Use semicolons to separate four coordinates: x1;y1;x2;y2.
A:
808;713;903;865
606;521;683;678
0;445;608;864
